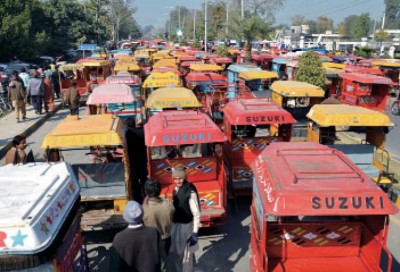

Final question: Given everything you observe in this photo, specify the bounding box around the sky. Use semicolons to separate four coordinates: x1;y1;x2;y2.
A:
134;0;385;29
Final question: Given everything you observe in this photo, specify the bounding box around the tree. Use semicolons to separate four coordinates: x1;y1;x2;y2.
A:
230;15;272;61
216;44;229;57
375;29;389;42
351;13;371;39
316;16;333;34
384;0;400;28
83;0;109;44
108;0;137;43
336;15;358;36
294;51;327;89
353;46;374;58
291;15;307;26
0;0;34;60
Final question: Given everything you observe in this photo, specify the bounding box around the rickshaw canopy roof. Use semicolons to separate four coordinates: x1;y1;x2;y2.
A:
372;59;400;68
105;73;140;85
209;57;232;64
272;57;291;64
339;72;393;85
152;67;182;76
271;81;325;97
228;64;260;73
142;72;181;88
251;142;397;216
307;104;394;127
41;115;123;148
144;110;227;146
223;99;296;125
87;83;135;104
325;67;344;77
78;59;110;67
344;66;384;76
239;70;279;80
322;62;346;69
189;64;223;72
178;55;197;61
185;72;226;84
145;87;201;109
115;55;136;61
153;59;177;69
59;63;84;71
114;62;140;72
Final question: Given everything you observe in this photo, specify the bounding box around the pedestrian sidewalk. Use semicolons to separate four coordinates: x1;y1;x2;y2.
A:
0;99;64;159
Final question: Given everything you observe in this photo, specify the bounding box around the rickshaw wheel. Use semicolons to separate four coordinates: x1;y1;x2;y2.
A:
390;100;400;116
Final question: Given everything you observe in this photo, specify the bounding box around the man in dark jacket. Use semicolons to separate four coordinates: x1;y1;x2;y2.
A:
109;200;167;272
170;167;201;272
63;80;80;115
8;76;27;122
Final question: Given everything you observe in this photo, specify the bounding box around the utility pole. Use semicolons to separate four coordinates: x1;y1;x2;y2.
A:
241;0;244;18
178;4;181;43
193;9;196;41
382;13;386;29
225;1;229;39
205;0;208;52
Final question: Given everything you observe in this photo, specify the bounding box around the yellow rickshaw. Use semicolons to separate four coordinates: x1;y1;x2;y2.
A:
145;86;201;118
307;104;394;188
271;80;326;140
78;59;111;83
238;70;279;98
141;71;182;98
41;114;133;230
59;63;87;98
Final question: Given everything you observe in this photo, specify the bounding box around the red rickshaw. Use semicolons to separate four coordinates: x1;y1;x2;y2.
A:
223;99;296;197
339;72;393;111
250;142;398;272
144;111;228;227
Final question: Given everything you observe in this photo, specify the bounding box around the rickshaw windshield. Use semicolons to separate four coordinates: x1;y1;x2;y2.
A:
232;125;271;138
150;144;202;159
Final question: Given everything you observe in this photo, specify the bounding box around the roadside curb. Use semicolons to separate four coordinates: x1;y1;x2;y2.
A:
0;102;63;160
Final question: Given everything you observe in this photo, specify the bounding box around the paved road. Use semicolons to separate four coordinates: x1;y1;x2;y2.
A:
1;107;399;271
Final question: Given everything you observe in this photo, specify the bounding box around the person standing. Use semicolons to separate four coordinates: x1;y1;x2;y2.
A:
63;80;80;115
143;180;175;255
18;68;30;90
8;75;27;123
109;200;167;272
27;70;44;114
51;65;62;99
170;167;201;272
41;73;54;113
5;135;27;164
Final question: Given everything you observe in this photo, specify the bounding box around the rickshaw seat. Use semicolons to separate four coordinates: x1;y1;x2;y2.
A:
330;144;380;178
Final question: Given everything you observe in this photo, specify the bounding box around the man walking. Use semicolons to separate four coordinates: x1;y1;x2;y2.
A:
143;179;175;255
63;80;80;115
170;167;201;272
109;200;167;272
27;70;44;114
8;75;27;122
